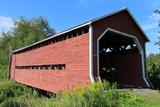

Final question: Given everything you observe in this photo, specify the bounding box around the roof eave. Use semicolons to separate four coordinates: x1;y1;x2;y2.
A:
12;7;150;53
12;21;92;53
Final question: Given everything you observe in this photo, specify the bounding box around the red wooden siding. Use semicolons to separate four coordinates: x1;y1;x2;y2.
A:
10;9;151;91
11;33;91;92
115;54;146;86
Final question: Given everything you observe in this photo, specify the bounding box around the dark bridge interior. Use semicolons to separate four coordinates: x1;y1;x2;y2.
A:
99;31;142;88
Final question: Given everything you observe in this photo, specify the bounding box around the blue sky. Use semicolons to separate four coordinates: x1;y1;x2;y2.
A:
0;0;160;55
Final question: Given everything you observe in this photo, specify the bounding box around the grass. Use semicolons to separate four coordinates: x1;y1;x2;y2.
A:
131;89;160;107
0;80;160;107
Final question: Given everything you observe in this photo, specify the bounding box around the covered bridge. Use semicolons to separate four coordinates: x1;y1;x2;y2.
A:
9;8;152;92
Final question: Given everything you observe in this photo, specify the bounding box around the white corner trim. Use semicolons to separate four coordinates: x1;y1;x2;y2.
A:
89;25;95;83
141;50;150;87
97;28;151;87
133;39;150;87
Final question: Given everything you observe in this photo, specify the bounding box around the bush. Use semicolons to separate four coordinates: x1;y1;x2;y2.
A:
0;65;8;81
0;98;27;107
147;53;160;89
0;80;39;103
44;81;143;107
147;63;160;89
0;81;144;107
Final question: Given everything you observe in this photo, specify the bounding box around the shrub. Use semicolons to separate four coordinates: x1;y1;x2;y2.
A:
0;65;8;81
147;63;160;89
147;53;160;89
47;81;142;107
0;80;38;103
0;81;144;107
0;98;27;107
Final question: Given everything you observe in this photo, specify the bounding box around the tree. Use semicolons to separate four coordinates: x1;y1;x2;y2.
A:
0;32;13;65
147;53;160;89
0;16;56;80
146;7;160;89
11;16;56;50
155;7;160;46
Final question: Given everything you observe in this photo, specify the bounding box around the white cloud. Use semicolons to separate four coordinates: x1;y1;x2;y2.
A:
0;16;14;35
149;13;160;21
142;13;160;31
142;22;158;31
143;13;160;54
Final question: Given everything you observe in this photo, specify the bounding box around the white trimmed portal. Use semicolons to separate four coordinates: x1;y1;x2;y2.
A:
97;28;150;87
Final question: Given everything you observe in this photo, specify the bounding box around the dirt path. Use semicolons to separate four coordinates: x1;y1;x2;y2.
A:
129;88;157;95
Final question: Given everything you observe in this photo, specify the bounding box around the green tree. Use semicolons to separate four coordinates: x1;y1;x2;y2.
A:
155;7;160;46
147;53;160;89
0;32;12;65
0;16;55;80
11;16;55;50
146;7;160;89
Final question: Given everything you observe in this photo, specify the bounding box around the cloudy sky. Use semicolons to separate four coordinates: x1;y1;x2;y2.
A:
0;0;160;55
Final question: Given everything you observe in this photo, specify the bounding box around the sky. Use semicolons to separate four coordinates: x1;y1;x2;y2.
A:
0;0;160;55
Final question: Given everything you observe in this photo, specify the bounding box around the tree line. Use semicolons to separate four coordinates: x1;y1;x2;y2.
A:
146;7;160;89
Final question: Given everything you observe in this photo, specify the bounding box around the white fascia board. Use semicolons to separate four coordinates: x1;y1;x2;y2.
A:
92;7;128;22
89;24;95;83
